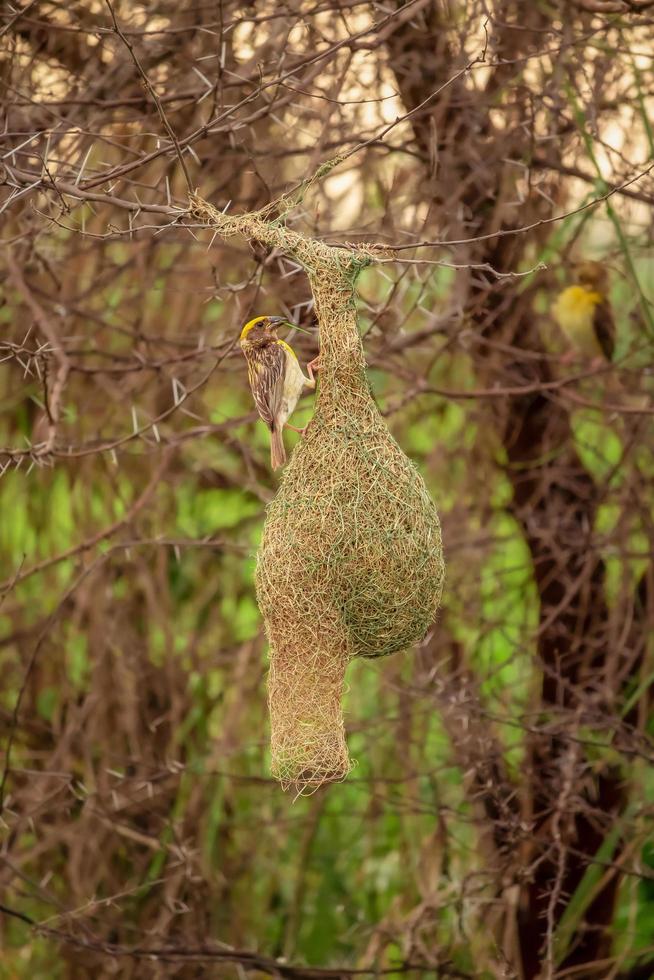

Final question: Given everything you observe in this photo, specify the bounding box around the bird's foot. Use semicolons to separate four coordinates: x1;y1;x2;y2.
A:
306;355;321;384
285;423;307;436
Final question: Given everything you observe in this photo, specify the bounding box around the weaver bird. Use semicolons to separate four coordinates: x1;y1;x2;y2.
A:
240;315;319;470
552;261;615;366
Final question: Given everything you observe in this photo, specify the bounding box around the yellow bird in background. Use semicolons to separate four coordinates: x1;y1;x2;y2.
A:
552;261;616;366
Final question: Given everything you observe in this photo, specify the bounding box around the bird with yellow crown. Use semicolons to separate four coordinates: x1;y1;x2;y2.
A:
552;260;616;367
239;315;319;469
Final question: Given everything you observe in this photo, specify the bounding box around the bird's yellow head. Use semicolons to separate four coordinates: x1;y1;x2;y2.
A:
240;315;288;349
574;260;607;292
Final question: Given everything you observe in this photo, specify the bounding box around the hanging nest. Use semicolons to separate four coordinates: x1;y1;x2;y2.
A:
191;188;445;793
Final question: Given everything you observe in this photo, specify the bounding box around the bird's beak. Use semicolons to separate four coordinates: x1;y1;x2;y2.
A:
267;316;288;331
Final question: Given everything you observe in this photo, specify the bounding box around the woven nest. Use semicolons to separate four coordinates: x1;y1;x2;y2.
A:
191;192;445;793
258;276;444;790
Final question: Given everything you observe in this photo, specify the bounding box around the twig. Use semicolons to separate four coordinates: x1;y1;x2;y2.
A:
0;449;173;594
5;250;69;456
0;450;173;812
0;0;41;38
362;161;654;251
104;0;192;192
0;900;444;978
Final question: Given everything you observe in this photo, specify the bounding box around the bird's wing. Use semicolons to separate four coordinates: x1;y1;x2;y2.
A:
593;299;616;362
247;343;286;429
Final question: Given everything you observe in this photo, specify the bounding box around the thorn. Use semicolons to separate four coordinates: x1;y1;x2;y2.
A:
172;378;186;406
74;144;94;185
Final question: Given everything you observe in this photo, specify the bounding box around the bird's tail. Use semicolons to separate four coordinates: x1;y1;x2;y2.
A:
270;427;286;470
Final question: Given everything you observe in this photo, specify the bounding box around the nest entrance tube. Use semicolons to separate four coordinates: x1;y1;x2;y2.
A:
191;190;445;793
266;603;351;788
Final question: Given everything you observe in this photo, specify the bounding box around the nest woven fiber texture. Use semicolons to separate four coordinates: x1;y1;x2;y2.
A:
191;192;444;791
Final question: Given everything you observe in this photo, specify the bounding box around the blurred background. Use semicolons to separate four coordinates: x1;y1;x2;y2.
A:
1;1;653;977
